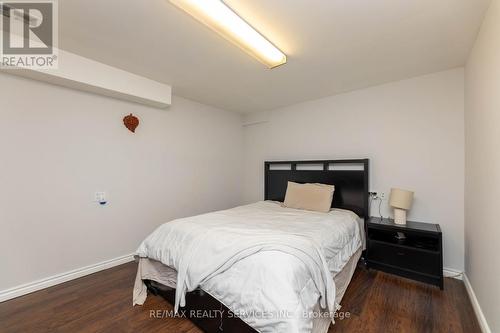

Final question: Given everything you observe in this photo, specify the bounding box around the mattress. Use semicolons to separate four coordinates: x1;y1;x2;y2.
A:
134;201;363;333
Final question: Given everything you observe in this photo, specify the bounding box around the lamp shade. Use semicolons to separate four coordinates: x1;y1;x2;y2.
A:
389;188;414;210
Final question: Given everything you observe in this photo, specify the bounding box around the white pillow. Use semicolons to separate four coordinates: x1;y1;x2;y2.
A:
283;181;335;213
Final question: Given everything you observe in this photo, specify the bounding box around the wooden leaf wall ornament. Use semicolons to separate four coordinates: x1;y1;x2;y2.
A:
123;113;139;133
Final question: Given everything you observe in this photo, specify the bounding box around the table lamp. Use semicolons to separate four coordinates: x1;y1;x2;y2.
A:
389;188;414;225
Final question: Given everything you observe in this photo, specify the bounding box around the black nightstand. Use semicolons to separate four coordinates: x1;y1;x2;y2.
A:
365;217;443;289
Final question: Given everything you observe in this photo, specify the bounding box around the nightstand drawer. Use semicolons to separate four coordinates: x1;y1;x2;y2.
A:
368;240;441;276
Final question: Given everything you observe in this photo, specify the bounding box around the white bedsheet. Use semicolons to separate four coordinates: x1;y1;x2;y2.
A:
135;201;362;333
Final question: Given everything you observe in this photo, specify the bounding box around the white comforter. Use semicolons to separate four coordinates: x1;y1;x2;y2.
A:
135;201;362;333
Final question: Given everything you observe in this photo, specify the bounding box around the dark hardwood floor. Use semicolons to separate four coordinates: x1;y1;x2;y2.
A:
0;262;481;333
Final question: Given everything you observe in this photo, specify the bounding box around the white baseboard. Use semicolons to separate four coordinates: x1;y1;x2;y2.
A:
463;274;492;333
443;267;463;280
0;253;135;303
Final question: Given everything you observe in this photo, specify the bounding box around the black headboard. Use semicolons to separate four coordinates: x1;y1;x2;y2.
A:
264;159;369;218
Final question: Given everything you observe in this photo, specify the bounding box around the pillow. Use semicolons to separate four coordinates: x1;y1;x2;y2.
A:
283;181;335;213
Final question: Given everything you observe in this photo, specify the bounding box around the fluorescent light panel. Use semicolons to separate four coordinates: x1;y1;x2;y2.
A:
170;0;287;68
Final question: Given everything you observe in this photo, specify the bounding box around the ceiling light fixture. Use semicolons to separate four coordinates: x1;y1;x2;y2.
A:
169;0;287;68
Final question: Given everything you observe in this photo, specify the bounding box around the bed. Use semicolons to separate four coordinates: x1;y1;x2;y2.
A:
133;159;369;333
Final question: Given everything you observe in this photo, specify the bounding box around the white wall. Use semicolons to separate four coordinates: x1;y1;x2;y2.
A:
243;68;465;271
465;0;500;331
0;73;243;291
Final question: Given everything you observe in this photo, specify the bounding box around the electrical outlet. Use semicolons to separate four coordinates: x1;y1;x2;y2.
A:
369;191;386;200
94;192;107;205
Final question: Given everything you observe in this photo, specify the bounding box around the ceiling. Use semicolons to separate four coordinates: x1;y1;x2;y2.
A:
59;0;490;113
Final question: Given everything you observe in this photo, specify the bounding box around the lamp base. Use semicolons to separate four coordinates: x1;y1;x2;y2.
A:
394;208;407;225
